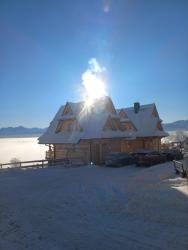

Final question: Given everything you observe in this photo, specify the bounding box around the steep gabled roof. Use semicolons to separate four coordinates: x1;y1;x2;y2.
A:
38;99;168;144
39;98;134;144
123;104;168;137
68;101;84;115
39;105;83;144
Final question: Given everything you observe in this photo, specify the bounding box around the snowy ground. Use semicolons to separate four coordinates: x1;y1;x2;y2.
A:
0;162;188;250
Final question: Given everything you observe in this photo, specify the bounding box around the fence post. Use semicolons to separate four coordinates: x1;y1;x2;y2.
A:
184;154;188;184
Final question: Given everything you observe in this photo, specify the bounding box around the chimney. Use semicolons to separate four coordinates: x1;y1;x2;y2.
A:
134;102;140;113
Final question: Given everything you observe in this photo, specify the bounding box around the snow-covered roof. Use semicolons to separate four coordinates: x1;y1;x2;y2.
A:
38;97;168;144
122;104;168;137
68;101;84;115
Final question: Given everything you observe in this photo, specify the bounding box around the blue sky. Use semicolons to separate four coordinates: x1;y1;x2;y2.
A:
0;0;188;127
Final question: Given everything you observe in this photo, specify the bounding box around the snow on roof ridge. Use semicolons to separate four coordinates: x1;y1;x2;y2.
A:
123;103;155;110
38;100;167;145
68;101;84;105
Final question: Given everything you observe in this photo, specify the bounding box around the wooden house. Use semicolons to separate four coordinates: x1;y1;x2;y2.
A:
38;96;168;164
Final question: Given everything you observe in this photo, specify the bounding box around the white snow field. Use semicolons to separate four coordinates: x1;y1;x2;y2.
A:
0;162;187;250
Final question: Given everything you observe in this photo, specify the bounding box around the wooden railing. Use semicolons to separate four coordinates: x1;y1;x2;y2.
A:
173;160;187;178
46;150;55;160
0;158;70;170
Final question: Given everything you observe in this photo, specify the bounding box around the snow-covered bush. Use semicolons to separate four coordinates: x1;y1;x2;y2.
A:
10;157;21;168
162;130;188;144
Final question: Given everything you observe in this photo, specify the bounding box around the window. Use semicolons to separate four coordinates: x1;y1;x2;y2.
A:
104;118;120;130
56;119;82;133
119;110;128;119
157;122;163;131
121;122;136;131
63;104;73;115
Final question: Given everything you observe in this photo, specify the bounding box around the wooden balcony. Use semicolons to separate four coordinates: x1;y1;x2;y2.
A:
46;150;55;160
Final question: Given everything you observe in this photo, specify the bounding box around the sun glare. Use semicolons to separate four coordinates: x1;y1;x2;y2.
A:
82;71;107;105
82;58;107;107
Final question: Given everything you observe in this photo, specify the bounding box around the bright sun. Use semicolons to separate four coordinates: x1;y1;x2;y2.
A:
82;58;107;107
82;72;107;106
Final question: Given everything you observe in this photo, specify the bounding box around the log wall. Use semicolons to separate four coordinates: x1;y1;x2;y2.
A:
54;143;90;164
52;137;162;165
121;137;161;153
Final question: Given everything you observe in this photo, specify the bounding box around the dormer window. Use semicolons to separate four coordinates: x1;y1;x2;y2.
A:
157;122;163;131
104;117;121;131
119;110;128;119
121;121;136;131
63;103;73;115
56;119;82;133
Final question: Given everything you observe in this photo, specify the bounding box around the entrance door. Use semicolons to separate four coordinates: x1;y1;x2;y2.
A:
92;144;100;165
101;144;110;163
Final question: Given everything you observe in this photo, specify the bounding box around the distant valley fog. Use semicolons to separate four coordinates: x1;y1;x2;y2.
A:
0;137;46;164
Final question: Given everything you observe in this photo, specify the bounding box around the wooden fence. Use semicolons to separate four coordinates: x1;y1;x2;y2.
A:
173;160;187;178
0;158;70;170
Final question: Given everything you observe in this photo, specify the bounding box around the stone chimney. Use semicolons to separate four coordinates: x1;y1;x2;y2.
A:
134;102;140;113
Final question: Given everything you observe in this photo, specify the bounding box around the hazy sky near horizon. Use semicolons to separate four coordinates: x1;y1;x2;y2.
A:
0;0;188;127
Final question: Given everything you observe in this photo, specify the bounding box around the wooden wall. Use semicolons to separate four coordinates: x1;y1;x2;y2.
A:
121;137;161;153
52;137;162;165
54;143;90;164
89;138;121;164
